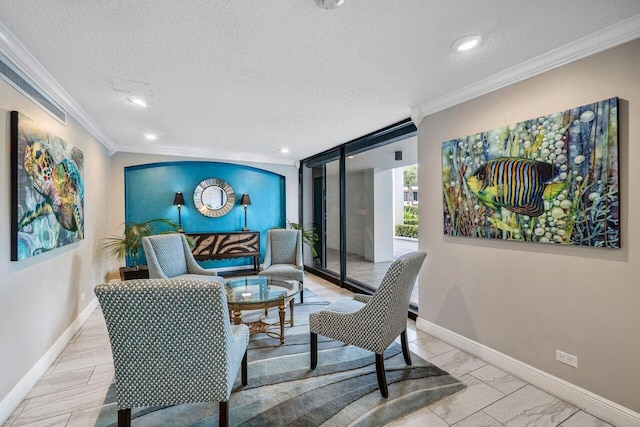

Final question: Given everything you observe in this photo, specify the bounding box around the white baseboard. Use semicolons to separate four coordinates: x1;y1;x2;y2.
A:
0;298;99;425
416;317;640;427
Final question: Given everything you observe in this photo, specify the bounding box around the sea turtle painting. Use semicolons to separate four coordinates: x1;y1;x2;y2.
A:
11;112;84;261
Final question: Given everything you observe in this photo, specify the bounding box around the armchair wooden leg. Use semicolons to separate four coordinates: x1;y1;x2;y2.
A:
310;332;318;369
241;350;248;386
401;329;412;366
375;354;389;398
300;285;304;304
219;401;229;427
117;408;131;427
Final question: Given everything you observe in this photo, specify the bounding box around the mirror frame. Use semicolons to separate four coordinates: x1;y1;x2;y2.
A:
193;178;236;217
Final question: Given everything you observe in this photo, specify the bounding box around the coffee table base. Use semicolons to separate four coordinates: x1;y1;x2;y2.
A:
230;298;295;344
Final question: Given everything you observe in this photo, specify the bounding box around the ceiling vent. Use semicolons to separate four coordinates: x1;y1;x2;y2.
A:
109;77;154;97
0;52;66;123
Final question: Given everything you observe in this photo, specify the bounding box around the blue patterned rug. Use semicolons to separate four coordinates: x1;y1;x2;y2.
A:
95;291;465;426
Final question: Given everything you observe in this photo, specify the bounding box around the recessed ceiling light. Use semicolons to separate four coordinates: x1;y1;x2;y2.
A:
452;34;483;52
280;148;290;154
144;133;157;140
315;0;344;9
129;97;147;107
347;155;355;159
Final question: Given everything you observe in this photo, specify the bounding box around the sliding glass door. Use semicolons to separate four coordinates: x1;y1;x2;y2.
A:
301;149;342;278
300;119;419;313
324;159;341;276
343;137;418;307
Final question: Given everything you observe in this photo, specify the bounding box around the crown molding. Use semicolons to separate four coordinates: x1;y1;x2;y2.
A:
3;13;638;155
116;143;297;167
411;14;640;126
0;21;117;154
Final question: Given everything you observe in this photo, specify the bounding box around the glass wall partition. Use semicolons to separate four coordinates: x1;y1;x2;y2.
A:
344;139;418;301
300;149;343;280
324;158;342;276
300;119;419;313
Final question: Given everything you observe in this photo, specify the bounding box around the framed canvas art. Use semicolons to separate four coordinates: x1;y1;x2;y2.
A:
442;97;619;248
10;111;84;261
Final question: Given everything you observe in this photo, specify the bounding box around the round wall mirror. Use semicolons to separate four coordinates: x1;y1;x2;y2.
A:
193;178;235;217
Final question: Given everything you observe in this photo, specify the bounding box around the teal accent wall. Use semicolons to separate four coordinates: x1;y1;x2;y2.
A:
124;161;286;269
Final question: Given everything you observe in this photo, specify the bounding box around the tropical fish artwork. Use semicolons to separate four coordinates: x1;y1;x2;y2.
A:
442;97;619;248
466;158;565;217
11;112;85;261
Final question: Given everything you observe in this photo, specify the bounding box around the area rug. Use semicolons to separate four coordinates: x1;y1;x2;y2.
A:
95;291;465;426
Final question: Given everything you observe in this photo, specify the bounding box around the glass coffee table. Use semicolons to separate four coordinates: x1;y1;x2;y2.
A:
225;276;302;344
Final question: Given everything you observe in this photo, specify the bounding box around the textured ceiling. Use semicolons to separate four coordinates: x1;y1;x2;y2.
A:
0;0;639;165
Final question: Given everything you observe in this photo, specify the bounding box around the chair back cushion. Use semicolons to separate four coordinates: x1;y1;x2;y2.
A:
95;279;240;408
367;251;427;345
268;229;300;265
143;234;188;278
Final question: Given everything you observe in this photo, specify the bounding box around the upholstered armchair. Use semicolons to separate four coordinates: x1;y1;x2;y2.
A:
309;251;427;397
142;233;222;282
94;279;249;427
259;229;305;302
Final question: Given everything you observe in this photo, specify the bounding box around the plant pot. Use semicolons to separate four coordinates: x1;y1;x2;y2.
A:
119;265;150;281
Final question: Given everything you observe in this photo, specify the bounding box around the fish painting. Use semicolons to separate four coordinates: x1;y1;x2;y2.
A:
466;158;565;217
442;97;619;247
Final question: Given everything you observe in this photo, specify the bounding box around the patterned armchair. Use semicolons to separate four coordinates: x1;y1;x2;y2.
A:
142;233;222;282
94;279;249;427
259;229;305;302
309;251;427;397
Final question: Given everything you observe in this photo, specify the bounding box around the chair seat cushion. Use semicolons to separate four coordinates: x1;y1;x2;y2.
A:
309;297;366;336
258;264;304;281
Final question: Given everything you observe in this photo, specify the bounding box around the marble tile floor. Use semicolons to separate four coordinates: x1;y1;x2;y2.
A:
3;274;613;427
324;237;420;306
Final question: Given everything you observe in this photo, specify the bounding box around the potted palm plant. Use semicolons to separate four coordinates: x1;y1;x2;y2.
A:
287;221;319;259
102;218;179;280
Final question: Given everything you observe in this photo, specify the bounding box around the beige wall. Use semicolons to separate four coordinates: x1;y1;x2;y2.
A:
0;81;111;401
107;152;299;279
417;40;640;411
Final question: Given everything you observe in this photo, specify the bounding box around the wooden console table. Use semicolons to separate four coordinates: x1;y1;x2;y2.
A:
188;231;260;271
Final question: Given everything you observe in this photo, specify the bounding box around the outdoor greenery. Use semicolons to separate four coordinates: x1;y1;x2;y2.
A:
395;224;418;238
404;205;418;219
396;205;419;238
403;165;418;205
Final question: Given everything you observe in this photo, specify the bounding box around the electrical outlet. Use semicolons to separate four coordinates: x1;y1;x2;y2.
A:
81;292;86;302
556;350;578;368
